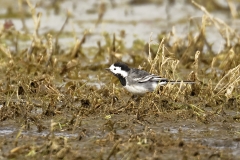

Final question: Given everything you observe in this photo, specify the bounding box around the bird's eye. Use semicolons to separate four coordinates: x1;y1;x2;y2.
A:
114;68;116;70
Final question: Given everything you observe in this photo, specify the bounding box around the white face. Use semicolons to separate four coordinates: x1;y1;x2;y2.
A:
109;64;128;77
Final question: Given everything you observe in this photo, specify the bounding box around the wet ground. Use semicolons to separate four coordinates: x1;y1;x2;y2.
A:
0;0;240;159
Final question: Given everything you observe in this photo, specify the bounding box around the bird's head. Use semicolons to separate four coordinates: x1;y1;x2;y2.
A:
106;62;130;78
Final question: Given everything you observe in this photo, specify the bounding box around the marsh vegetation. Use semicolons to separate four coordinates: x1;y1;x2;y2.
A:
0;0;240;159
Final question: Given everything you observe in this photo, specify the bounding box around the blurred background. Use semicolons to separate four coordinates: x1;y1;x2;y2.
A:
1;0;240;56
1;1;240;159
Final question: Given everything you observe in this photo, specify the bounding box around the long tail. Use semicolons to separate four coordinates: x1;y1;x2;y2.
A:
168;80;195;84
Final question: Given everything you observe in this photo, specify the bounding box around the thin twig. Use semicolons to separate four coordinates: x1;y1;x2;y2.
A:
55;11;71;53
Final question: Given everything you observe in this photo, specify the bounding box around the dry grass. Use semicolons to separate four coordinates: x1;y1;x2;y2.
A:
0;0;240;159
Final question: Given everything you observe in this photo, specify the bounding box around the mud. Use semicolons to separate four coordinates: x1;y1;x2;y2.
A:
0;0;240;159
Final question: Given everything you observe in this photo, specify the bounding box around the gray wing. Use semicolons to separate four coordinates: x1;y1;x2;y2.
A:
130;68;168;83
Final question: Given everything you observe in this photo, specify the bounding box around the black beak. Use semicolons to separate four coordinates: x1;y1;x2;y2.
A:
105;68;114;75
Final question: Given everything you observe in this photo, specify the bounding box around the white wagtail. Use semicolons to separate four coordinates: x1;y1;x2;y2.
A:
106;62;195;94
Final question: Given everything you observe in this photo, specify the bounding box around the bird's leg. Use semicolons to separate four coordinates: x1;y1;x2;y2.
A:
131;94;143;102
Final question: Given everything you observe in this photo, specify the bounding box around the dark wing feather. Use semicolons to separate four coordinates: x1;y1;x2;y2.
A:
137;75;168;83
130;68;168;83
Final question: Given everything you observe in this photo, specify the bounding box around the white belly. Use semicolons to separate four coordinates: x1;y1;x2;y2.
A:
124;82;158;94
124;85;149;94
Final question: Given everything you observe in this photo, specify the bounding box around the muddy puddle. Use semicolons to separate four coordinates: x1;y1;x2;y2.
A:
1;112;240;159
0;0;240;159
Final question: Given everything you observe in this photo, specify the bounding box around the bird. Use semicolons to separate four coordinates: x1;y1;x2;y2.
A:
105;62;195;94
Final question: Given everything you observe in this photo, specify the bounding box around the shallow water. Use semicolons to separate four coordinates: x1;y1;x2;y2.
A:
1;112;240;157
0;0;239;53
0;0;240;159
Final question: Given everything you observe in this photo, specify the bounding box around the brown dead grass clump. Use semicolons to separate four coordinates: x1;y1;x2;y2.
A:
0;0;240;159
